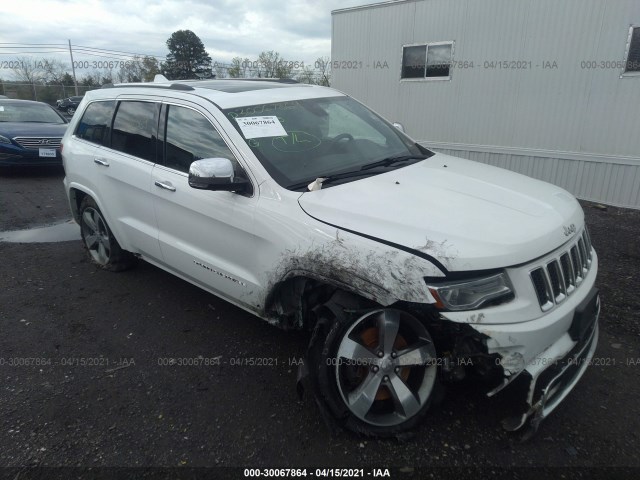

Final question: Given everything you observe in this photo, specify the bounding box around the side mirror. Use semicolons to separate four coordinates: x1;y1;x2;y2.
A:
188;158;251;194
392;122;405;133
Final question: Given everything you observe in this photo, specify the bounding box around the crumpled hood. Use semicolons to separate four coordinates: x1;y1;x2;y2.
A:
0;122;68;139
298;153;584;272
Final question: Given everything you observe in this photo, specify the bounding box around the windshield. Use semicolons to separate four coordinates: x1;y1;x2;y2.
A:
0;102;66;124
223;96;430;189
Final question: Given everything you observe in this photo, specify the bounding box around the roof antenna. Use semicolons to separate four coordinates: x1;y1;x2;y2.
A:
154;74;169;83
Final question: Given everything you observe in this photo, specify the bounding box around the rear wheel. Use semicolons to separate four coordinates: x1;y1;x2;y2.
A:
310;305;439;436
79;196;135;271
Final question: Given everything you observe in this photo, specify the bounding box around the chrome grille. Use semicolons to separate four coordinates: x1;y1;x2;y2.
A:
530;229;594;311
13;137;62;149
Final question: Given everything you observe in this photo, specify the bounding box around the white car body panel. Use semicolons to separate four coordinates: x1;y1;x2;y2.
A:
61;81;600;433
298;153;584;272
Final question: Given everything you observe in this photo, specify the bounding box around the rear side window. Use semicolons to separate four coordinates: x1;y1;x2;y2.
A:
75;101;115;146
163;105;236;173
111;101;159;162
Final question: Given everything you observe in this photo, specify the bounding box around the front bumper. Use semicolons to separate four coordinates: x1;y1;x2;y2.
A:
501;288;600;432
0;146;62;166
440;244;599;432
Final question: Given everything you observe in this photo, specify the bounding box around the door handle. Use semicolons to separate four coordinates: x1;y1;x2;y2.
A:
154;180;176;192
93;158;109;167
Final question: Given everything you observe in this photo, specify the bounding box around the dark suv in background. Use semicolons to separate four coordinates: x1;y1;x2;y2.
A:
57;96;84;115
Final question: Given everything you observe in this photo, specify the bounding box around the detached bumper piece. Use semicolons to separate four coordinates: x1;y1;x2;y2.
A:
502;287;600;436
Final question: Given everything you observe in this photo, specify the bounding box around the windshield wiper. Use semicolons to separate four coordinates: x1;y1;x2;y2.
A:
287;169;379;191
291;154;431;191
360;154;430;171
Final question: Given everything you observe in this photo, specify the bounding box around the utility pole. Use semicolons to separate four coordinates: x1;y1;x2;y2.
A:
68;39;79;96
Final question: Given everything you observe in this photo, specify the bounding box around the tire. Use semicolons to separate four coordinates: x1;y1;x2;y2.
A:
79;196;135;271
309;302;440;437
66;107;76;115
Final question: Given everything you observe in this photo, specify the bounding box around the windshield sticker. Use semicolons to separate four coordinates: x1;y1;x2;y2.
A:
227;101;300;120
0;106;4;112
236;116;287;139
272;131;322;153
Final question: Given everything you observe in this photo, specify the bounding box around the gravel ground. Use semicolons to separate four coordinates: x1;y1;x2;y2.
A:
0;168;639;479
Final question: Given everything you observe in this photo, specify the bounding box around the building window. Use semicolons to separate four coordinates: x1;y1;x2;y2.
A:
625;26;640;73
402;45;426;78
401;42;453;80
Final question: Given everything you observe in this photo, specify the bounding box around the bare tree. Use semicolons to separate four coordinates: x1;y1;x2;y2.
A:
316;56;331;86
42;58;70;84
117;56;143;83
11;56;45;83
258;51;292;78
296;66;316;84
227;57;240;78
214;62;227;79
11;56;46;99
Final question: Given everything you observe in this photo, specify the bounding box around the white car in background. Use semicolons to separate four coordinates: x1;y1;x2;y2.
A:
61;77;599;437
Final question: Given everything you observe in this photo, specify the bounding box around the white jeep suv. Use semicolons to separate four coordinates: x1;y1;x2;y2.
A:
62;77;599;437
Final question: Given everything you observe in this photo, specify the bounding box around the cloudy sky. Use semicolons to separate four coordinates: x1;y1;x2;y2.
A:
0;0;376;78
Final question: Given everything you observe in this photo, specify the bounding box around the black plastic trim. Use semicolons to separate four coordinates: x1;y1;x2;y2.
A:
101;83;195;91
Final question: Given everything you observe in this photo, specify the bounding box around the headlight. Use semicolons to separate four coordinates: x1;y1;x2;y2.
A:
0;134;11;144
426;273;514;311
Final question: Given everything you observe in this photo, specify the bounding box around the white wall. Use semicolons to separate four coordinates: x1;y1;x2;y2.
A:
332;0;640;208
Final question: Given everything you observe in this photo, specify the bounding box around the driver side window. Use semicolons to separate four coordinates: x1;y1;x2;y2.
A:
163;105;237;174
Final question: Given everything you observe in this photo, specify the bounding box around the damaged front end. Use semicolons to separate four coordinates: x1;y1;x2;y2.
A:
430;226;601;436
494;288;599;435
439;285;600;436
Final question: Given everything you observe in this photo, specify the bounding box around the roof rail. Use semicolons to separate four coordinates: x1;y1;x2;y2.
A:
224;78;299;84
101;83;195;91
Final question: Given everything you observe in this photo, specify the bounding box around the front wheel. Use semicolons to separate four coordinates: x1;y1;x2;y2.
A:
79;196;135;271
310;307;439;437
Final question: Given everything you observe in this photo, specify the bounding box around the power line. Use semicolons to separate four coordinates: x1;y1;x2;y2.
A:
72;44;165;60
72;50;147;60
0;51;69;55
0;42;67;46
0;42;165;60
72;49;161;61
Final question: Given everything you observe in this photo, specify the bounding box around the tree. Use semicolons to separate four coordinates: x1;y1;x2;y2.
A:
11;56;46;99
141;56;160;82
296;66;316;84
227;57;253;78
227;57;242;78
316;56;331;86
80;74;98;87
117;56;143;83
41;58;70;85
213;62;227;79
11;56;44;84
257;51;292;78
60;73;75;86
163;30;212;80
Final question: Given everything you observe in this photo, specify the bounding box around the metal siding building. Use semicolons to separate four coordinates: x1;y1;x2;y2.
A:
331;0;640;208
